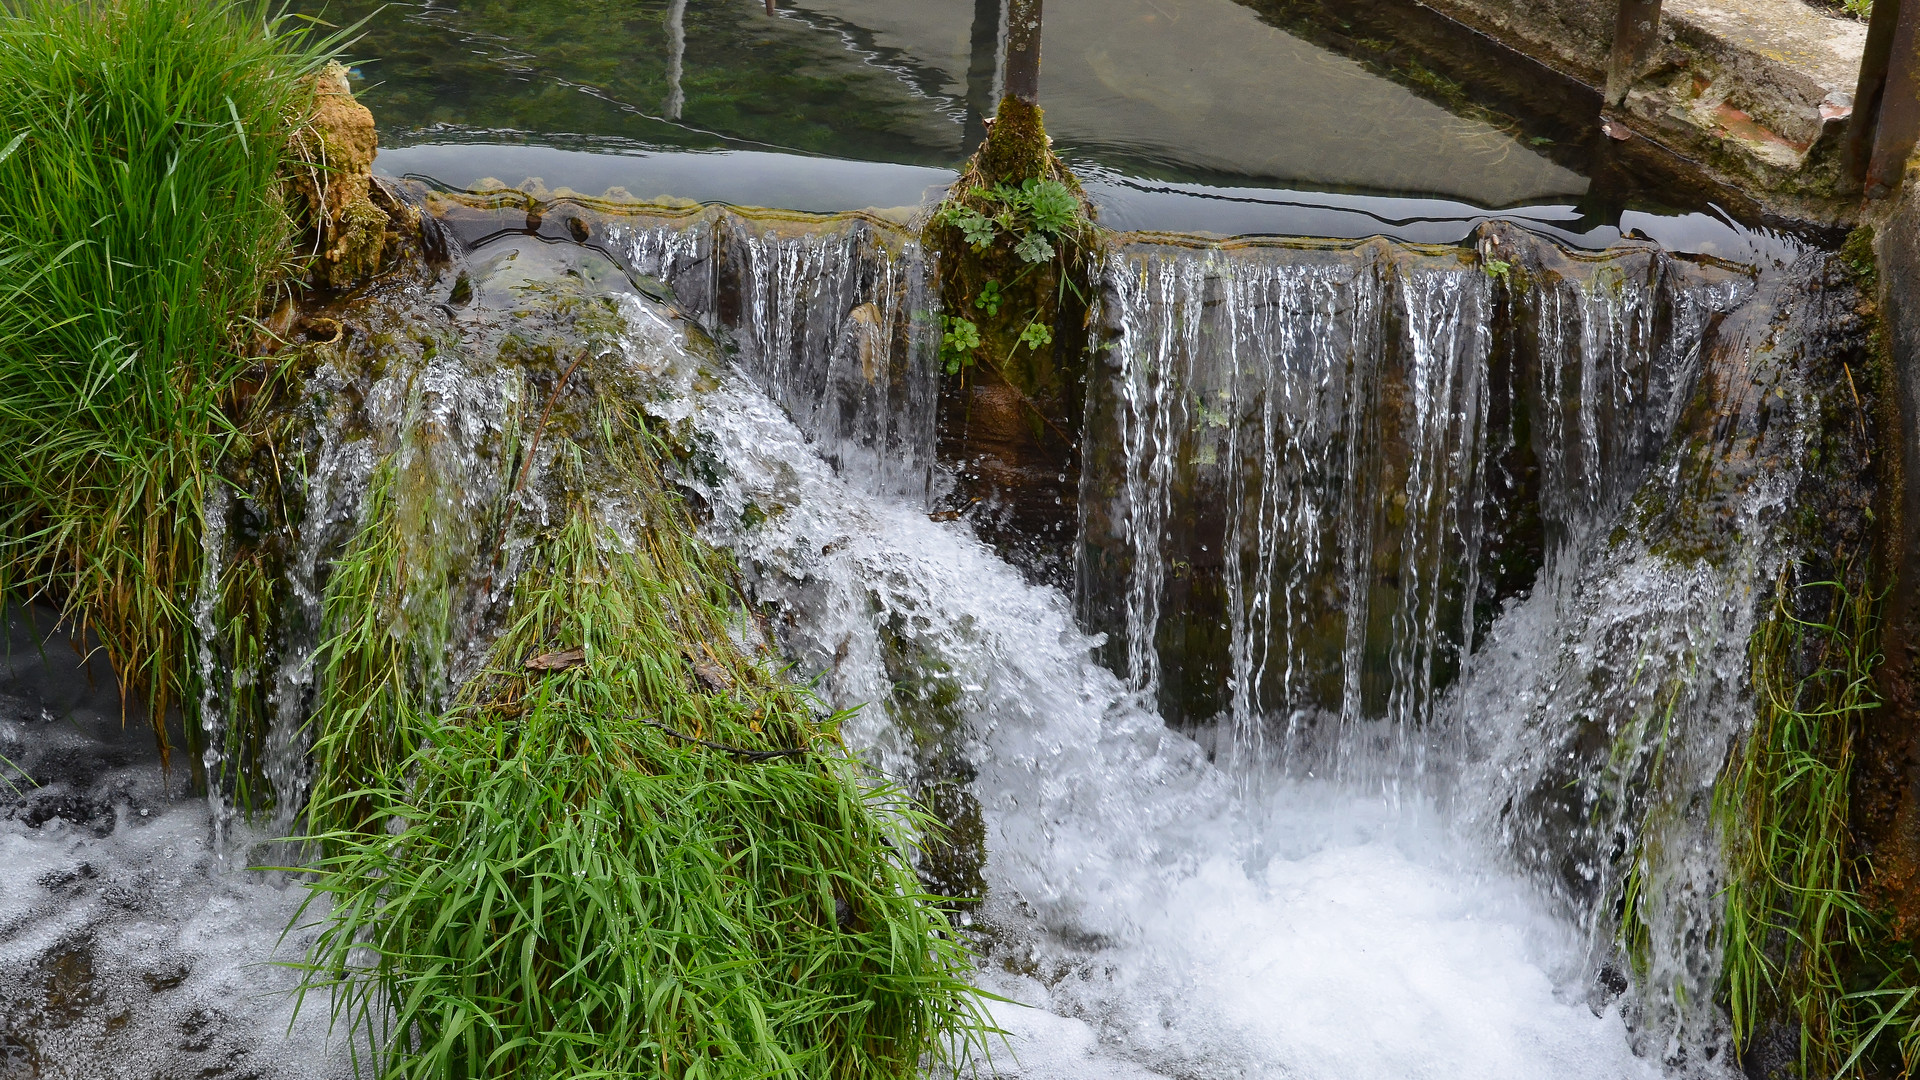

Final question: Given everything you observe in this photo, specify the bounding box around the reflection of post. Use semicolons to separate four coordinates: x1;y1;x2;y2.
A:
665;0;686;119
963;0;1006;152
1603;0;1662;107
1845;0;1919;196
766;0;775;13
1003;0;1042;104
1866;0;1920;196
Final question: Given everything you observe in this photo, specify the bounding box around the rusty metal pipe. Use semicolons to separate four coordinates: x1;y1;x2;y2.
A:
1865;0;1920;196
1004;0;1042;104
1604;0;1663;107
1843;0;1903;192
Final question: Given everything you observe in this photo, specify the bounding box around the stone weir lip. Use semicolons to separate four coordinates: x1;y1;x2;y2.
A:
387;151;1811;272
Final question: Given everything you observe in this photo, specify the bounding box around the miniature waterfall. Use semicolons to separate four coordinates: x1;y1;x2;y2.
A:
7;185;1866;1078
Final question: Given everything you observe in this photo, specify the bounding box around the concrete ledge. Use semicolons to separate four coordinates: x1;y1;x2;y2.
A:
1420;0;1868;221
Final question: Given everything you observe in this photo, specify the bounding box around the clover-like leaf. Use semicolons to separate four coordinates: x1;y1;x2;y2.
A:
973;279;1003;318
1013;232;1055;264
941;316;981;374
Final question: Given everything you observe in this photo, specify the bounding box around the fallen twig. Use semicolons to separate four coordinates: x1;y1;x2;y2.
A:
634;716;808;762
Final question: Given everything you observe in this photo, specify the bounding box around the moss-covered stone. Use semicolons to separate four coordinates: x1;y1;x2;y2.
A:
288;62;394;288
973;96;1051;188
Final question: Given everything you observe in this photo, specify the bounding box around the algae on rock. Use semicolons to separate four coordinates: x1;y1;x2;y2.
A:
288;61;410;288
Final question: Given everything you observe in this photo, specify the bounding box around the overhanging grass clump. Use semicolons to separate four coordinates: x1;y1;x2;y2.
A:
298;410;990;1079
1715;567;1920;1076
0;0;334;762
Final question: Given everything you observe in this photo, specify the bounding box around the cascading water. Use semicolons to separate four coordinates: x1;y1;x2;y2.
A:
1058;225;1849;1068
598;206;1845;1072
0;187;1858;1078
605;232;1661;1078
1076;233;1749;762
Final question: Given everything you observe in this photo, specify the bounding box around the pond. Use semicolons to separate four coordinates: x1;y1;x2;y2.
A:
301;0;1771;243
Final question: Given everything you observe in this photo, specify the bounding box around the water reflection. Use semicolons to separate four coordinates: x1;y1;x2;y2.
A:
375;142;1795;264
304;0;1588;206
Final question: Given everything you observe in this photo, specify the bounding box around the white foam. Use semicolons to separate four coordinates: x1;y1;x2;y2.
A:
613;296;1668;1080
0;712;352;1080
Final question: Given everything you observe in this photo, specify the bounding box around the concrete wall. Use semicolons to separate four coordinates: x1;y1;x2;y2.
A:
1862;167;1920;930
1420;0;1614;83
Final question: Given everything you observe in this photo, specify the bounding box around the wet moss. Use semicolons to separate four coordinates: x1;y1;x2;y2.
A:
972;96;1051;189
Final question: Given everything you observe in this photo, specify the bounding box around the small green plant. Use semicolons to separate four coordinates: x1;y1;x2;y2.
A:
932;178;1083;262
1015;177;1080;235
942;316;982;374
930;176;1089;377
1483;259;1512;281
1014;232;1056;265
943;203;998;251
1018;320;1053;351
974;279;1003;317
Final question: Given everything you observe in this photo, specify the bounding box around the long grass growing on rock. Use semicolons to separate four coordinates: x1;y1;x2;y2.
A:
296;407;992;1079
0;0;336;762
1718;567;1890;1076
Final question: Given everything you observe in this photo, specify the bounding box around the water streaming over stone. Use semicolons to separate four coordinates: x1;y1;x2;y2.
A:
1;190;1854;1078
1064;226;1853;1067
613;282;1661;1080
604;208;943;502
1077;231;1750;764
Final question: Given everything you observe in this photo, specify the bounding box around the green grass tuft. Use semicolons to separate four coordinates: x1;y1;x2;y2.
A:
295;407;993;1079
0;0;338;765
1717;566;1906;1077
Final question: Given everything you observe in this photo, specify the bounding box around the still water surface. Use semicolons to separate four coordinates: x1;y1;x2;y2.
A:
305;0;1594;210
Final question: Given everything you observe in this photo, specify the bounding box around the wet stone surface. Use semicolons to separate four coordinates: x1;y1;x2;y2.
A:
0;614;349;1080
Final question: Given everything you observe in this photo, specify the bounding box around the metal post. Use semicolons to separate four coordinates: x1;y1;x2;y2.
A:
1003;0;1042;104
1605;0;1664;107
1843;0;1903;192
1866;0;1920;196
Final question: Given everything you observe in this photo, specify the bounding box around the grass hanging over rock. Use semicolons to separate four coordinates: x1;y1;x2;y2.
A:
0;0;339;763
1713;566;1920;1077
296;406;992;1079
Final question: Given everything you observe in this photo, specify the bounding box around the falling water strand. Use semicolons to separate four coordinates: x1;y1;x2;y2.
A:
1081;240;1744;783
611;282;1663;1080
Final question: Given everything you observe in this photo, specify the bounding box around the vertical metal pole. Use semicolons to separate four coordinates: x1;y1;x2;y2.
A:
1605;0;1664;107
1866;0;1920;196
1003;0;1042;104
1844;0;1903;192
964;0;1007;151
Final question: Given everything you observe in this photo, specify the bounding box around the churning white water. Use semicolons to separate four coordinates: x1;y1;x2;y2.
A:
613;292;1663;1080
2;205;1800;1076
0;616;352;1080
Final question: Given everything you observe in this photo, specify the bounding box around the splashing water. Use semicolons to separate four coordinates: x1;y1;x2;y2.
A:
2;193;1832;1077
608;278;1666;1079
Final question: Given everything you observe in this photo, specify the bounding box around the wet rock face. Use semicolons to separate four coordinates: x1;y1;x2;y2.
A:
1859;181;1920;933
0;615;346;1080
1073;227;1751;741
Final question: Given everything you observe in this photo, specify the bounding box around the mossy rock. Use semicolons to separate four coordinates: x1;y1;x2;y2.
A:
926;96;1099;428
